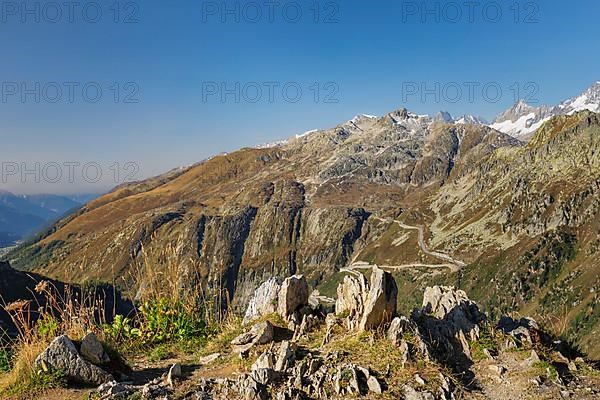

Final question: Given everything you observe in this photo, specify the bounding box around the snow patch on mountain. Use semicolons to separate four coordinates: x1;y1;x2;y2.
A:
490;81;600;138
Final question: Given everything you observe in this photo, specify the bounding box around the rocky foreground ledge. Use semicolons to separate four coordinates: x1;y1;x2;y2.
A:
35;267;600;399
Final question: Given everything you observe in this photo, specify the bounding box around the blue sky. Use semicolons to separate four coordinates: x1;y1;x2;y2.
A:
1;0;600;194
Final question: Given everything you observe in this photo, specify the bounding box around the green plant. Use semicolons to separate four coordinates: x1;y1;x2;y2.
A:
147;344;176;362
103;315;142;343
36;314;60;339
0;348;12;372
138;298;206;344
469;323;500;361
533;360;559;381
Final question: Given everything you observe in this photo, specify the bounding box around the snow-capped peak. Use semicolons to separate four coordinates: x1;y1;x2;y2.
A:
490;81;600;138
454;114;488;125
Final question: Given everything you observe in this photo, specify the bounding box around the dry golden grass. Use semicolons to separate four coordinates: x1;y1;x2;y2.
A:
0;280;106;397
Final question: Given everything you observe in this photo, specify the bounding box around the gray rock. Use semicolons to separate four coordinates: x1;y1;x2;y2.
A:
35;335;113;386
359;266;398;331
142;380;172;399
335;274;369;330
524;349;540;366
167;363;182;386
97;381;135;399
387;316;414;346
417;286;485;361
399;339;411;367
250;368;280;385
198;353;220;365
414;373;426;385
80;332;110;365
275;341;296;372
367;376;383;394
252;321;275;345
421;286;484;341
277;275;309;319
243;278;282;325
511;326;533;345
403;385;435;400
231;321;274;347
252;349;276;371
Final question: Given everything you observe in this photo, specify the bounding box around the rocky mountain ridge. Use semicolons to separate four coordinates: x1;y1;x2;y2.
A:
490;81;600;138
4;104;600;359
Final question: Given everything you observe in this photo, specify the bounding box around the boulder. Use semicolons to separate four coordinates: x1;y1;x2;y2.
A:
275;341;296;372
335;274;369;324
167;362;182;386
243;278;282;324
387;316;414;346
80;332;110;365
415;286;485;363
35;335;113;386
231;321;274;347
421;286;485;341
359;266;398;331
277;275;309;319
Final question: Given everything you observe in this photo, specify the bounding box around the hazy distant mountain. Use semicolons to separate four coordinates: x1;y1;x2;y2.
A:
0;191;91;246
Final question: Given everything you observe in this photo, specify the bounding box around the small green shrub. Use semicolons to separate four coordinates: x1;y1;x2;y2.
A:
103;315;142;343
533;360;559;381
469;323;500;361
138;298;206;344
0;348;12;372
36;314;60;339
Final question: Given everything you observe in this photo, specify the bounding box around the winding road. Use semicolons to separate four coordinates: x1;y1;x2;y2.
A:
340;216;466;276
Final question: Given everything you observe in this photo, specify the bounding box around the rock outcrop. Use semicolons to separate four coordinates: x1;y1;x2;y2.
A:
243;277;282;324
36;335;113;386
277;275;309;320
359;266;398;331
335;274;369;330
415;286;486;363
335;267;397;331
94;274;600;400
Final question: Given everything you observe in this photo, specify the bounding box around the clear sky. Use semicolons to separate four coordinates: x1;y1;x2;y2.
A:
1;0;600;194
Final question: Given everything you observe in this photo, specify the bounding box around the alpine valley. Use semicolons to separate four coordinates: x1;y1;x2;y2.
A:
4;81;600;362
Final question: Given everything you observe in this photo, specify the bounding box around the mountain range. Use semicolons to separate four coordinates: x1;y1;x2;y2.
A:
412;81;600;140
4;82;600;359
489;81;600;138
0;191;96;247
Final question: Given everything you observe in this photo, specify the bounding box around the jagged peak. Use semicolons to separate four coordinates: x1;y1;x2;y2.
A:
434;111;453;123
